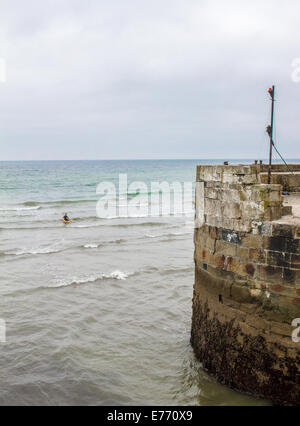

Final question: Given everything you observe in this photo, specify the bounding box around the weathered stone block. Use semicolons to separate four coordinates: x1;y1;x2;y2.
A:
230;284;253;303
249;248;266;263
261;222;272;236
244;263;256;277
222;229;241;245
194;230;207;247
210;253;226;270
205;235;216;251
204;187;219;200
244;174;261;184
226;256;241;274
267;190;281;202
263;236;286;252
245;188;262;203
270;321;294;338
222;173;247;185
265;237;300;254
264;205;283;221
195;245;212;264
237;246;249;260
242;234;263;249
285;238;300;254
282;268;296;285
204;198;222;216
248;279;268;291
204;181;222;189
233;219;253;233
206;216;234;230
194;228;213;248
206;264;236;283
282;206;293;216
215;240;237;257
257;264;283;283
267;251;291;268
195;181;205;228
208;225;220;240
226;257;256;277
220;189;241;203
223;202;242;219
291;254;300;269
240;201;264;220
270;284;286;293
197;166;221;183
272;224;295;239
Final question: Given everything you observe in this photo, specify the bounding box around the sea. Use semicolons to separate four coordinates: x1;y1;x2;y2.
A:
0;159;270;405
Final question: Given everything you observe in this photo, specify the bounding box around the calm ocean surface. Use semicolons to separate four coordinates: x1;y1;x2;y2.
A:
0;160;269;405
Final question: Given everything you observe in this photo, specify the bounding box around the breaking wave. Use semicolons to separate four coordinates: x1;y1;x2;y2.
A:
23;199;96;206
83;239;124;249
0;206;41;212
145;230;193;239
3;246;63;256
2;238;127;257
49;271;130;288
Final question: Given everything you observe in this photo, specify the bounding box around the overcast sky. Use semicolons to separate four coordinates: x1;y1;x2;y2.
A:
0;0;300;160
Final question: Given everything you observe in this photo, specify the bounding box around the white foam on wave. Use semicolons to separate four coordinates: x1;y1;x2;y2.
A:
0;206;41;212
5;237;125;257
8;246;61;256
145;230;192;239
50;270;129;288
72;224;102;228
169;231;193;236
104;214;148;219
83;238;123;248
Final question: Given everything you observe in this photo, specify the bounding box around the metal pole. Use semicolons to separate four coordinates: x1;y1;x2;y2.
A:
268;85;275;184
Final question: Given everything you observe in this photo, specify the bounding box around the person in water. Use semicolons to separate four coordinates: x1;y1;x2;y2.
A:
63;213;70;222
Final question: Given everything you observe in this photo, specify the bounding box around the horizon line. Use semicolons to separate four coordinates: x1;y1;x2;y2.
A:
1;158;300;162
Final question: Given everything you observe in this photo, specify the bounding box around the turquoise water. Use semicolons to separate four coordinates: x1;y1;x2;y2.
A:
0;160;269;405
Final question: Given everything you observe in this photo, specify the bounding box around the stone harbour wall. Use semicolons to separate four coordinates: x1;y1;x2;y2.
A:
191;164;300;405
260;164;300;192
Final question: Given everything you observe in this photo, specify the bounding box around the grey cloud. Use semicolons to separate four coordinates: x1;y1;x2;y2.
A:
0;0;300;160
